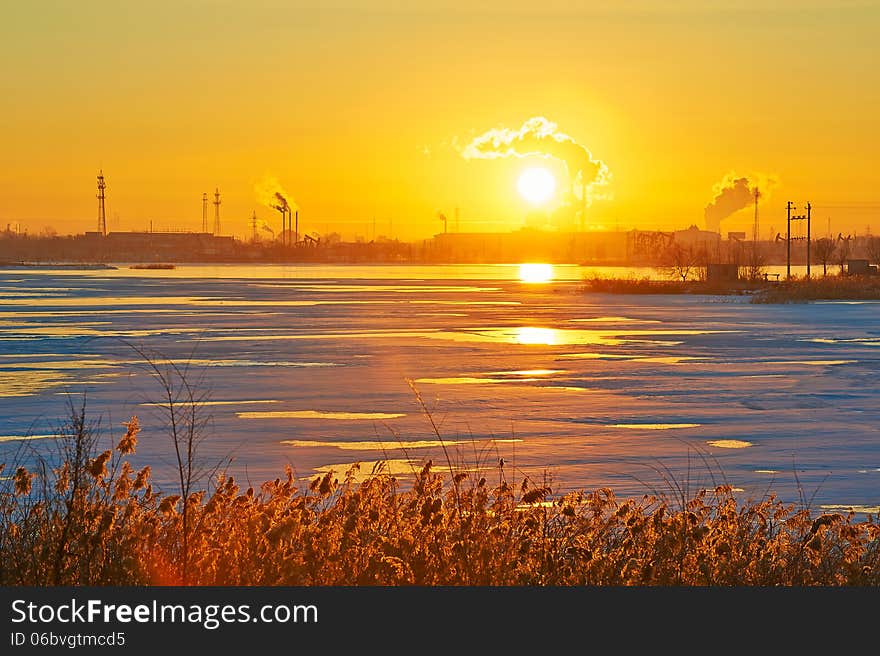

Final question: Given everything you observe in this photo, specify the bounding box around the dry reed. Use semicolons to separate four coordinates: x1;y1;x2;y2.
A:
2;403;877;586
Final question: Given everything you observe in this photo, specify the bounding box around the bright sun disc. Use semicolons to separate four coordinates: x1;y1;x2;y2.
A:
517;167;556;204
519;263;554;283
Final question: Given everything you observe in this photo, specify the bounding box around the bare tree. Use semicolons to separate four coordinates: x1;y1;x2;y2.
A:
660;243;701;282
725;238;745;270
835;236;852;274
865;236;880;266
813;238;836;277
745;241;766;281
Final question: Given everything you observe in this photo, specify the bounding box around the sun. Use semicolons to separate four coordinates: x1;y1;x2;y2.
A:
517;167;556;204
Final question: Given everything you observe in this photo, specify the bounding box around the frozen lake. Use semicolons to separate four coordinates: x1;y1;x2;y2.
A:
1;263;878;513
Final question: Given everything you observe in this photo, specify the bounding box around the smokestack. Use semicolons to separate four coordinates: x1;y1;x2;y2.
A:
581;179;587;232
274;192;291;245
97;171;107;236
255;177;298;244
213;188;221;235
273;204;287;245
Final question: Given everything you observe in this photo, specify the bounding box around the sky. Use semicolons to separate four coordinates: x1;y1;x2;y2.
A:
1;1;878;240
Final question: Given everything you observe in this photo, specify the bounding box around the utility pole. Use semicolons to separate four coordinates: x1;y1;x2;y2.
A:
202;193;208;233
787;201;811;279
806;201;811;279
213;188;221;235
294;210;299;246
97;171;107;236
786;201;793;279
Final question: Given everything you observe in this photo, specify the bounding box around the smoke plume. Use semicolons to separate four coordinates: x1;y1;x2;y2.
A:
254;176;298;213
461;116;609;204
704;172;778;233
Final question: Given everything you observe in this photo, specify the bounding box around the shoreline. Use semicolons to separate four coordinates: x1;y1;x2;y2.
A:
582;273;880;302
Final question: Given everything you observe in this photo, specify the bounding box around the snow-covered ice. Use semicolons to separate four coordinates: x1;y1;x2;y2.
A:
1;264;877;512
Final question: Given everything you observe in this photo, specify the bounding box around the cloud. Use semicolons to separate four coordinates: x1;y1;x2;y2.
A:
460;116;610;205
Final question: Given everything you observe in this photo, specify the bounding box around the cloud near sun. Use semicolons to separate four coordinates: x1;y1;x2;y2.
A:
460;116;610;204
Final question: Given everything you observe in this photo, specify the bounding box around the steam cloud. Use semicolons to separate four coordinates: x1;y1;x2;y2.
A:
461;116;610;204
704;172;778;233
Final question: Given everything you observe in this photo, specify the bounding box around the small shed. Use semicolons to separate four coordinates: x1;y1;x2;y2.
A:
846;259;872;275
706;263;739;283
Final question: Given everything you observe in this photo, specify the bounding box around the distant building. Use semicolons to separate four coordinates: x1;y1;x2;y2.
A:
846;259;877;275
83;231;235;260
428;228;629;264
672;225;722;251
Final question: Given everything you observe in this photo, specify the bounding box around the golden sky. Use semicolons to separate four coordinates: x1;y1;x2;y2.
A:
1;1;877;240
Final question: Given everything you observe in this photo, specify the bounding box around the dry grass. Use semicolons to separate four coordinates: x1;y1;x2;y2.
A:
582;275;761;296
750;275;880;303
2;403;878;586
583;273;880;304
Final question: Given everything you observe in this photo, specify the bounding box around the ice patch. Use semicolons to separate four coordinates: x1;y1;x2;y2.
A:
706;439;753;449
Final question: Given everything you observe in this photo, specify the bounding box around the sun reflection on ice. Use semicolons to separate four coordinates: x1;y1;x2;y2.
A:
515;326;558;345
706;439;753;448
518;263;554;284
